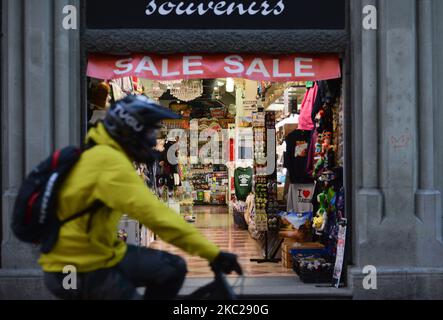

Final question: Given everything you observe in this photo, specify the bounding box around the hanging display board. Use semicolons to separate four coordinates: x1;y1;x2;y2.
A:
86;0;346;30
87;53;341;82
333;218;348;288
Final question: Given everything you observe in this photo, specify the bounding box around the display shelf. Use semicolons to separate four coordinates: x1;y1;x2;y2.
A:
250;111;281;264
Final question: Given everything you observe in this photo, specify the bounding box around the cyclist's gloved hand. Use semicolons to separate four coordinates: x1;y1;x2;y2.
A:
210;252;243;275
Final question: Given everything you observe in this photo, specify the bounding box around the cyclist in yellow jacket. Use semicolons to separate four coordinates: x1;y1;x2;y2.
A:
40;95;242;300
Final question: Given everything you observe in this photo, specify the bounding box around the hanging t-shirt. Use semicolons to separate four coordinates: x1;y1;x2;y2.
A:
114;77;133;94
131;76;144;94
234;167;253;201
287;183;316;214
89;110;107;126
306;130;320;176
298;83;318;131
110;81;126;101
284;130;313;184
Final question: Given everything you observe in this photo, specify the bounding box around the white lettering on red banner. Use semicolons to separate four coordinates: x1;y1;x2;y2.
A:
87;53;341;82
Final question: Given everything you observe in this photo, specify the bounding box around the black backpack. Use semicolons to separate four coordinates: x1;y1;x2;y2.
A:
11;144;103;253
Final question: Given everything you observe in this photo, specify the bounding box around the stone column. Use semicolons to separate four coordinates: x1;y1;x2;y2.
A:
0;0;81;299
353;0;384;260
54;0;82;149
1;0;28;270
350;0;443;299
433;0;443;241
415;0;443;254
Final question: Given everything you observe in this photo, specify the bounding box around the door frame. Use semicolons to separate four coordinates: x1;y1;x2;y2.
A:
79;0;353;285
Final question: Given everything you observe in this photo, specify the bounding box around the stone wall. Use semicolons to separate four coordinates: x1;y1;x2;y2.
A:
1;0;81;299
433;0;443;244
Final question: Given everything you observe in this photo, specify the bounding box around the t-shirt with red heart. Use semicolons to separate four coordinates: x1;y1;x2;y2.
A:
287;183;316;214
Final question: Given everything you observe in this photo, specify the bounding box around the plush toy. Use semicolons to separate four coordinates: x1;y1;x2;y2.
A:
313;208;328;235
313;158;325;177
315;109;326;132
317;192;327;206
327;187;337;213
313;192;328;235
313;213;324;230
321;132;332;155
313;131;336;177
322;132;335;168
314;133;323;156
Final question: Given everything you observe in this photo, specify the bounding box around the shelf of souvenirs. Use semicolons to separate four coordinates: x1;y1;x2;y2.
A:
191;167;228;181
161;118;235;130
192;189;227;205
193;186;227;192
191;118;235;128
190;179;228;190
161;119;190;130
190;164;228;174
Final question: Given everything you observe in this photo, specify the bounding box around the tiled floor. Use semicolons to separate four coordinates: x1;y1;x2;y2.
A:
149;206;296;278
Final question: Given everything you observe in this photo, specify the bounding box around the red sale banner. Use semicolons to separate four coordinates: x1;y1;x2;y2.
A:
87;53;341;82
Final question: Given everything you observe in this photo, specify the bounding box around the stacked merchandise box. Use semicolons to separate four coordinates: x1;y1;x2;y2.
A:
294;256;334;284
282;240;326;269
281;240;295;268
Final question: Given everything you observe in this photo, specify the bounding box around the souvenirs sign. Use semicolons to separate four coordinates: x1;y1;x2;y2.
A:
86;0;346;30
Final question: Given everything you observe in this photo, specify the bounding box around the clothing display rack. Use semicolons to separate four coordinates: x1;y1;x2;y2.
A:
250;232;282;264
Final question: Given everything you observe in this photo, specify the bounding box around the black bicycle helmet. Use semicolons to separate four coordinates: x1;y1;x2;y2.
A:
103;95;181;164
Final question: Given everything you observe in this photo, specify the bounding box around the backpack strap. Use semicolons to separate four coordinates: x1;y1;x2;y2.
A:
82;138;97;151
60;200;104;226
57;139;103;226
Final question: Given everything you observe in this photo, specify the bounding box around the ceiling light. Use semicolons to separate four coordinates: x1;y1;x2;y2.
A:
226;78;235;93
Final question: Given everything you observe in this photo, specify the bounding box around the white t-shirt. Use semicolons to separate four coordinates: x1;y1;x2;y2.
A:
287;183;316;213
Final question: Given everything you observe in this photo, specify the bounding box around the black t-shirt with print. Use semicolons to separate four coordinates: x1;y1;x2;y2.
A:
284;130;313;184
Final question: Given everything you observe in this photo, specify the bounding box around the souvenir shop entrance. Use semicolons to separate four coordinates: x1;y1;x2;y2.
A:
85;52;350;286
83;0;350;293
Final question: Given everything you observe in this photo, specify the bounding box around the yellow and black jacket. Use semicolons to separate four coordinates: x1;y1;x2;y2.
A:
39;123;220;273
